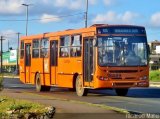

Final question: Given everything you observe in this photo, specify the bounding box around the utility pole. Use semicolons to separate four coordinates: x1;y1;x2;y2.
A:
22;4;31;36
85;0;88;28
8;39;9;51
16;32;20;73
0;36;5;73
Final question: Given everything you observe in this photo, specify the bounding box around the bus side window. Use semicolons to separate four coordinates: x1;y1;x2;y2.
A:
40;38;49;58
60;36;70;57
70;35;82;57
32;39;40;58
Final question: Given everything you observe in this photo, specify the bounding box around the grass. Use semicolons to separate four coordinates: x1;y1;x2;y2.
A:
149;70;160;82
0;96;47;117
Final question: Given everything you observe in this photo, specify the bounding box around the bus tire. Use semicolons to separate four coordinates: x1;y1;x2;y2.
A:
76;75;88;96
69;73;78;92
35;73;50;92
115;88;128;96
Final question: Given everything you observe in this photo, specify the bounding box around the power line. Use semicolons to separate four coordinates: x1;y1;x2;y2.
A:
0;33;18;36
0;32;24;37
0;12;84;22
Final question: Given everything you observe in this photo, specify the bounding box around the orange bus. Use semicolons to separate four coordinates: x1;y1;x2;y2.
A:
19;24;149;96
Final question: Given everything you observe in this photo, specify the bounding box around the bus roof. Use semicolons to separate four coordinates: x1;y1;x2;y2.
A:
21;24;145;40
91;24;145;28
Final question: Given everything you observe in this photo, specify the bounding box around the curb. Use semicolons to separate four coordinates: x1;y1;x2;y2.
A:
150;84;160;88
150;82;160;88
2;76;19;78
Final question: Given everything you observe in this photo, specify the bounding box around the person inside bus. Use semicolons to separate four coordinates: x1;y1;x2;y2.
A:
114;44;121;64
71;47;77;57
102;50;113;65
125;50;141;65
119;45;128;64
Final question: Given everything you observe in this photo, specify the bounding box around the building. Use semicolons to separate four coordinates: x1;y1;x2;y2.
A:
0;50;17;72
149;40;160;70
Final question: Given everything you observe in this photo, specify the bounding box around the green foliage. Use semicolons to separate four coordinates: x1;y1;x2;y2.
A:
149;70;160;82
9;103;32;111
0;97;47;114
0;98;7;103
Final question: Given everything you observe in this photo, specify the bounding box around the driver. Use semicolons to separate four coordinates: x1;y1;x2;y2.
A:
125;50;141;65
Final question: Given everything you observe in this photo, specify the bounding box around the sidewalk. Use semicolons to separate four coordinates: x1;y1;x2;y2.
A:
3;76;19;78
150;82;160;88
0;88;125;119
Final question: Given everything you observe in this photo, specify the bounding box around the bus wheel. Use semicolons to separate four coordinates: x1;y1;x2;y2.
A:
35;73;50;92
115;88;128;96
76;76;88;96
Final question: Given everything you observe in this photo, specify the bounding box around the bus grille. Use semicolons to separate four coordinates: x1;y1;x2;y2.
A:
109;70;140;73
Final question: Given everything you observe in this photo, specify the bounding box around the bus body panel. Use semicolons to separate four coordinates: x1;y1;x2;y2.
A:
43;58;50;86
57;57;82;88
19;59;25;83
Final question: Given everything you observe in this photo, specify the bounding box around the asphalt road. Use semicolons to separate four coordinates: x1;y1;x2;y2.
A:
3;78;160;114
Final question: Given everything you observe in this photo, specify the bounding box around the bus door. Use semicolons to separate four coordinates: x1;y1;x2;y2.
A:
50;40;58;85
83;38;94;86
25;43;31;83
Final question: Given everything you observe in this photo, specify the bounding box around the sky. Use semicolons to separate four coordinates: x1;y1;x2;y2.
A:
0;0;160;51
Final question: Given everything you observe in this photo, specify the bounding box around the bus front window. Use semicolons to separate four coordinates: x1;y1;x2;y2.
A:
98;36;148;66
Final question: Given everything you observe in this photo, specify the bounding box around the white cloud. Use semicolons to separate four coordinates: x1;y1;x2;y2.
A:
0;0;25;15
0;29;17;38
42;0;50;4
150;12;160;27
92;11;116;23
92;11;139;24
53;0;98;10
89;0;97;5
54;0;83;10
121;11;139;23
40;14;61;23
103;0;114;6
0;0;97;16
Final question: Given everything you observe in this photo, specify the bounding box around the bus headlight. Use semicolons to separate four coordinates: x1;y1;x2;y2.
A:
98;76;108;81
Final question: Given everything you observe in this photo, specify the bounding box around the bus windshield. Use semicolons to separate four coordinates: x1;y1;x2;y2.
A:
98;36;148;66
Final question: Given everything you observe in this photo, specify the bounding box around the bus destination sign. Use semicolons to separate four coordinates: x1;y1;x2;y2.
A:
97;27;146;34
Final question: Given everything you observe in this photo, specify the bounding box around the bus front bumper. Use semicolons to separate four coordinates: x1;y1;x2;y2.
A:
96;80;149;89
111;81;149;88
